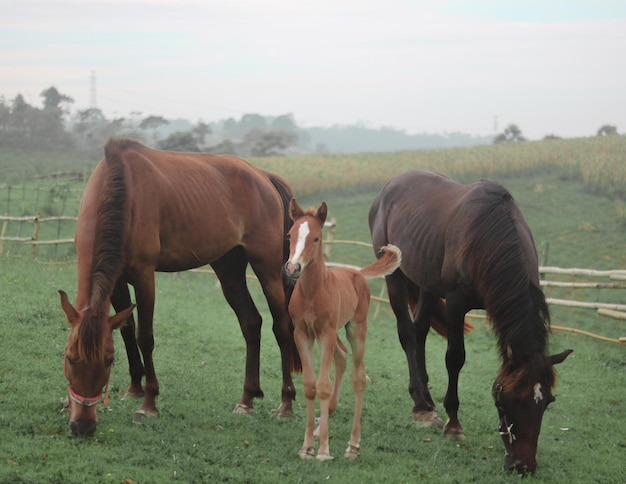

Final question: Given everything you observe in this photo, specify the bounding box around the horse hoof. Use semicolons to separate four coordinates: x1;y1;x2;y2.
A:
233;403;254;415
344;444;360;460
413;410;443;428
316;453;334;461
133;408;158;424
443;425;465;440
298;447;315;459
272;403;295;418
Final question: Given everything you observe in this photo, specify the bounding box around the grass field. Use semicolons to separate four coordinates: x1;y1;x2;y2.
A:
1;140;625;482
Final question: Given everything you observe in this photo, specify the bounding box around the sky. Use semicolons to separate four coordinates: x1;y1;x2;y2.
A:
2;0;626;140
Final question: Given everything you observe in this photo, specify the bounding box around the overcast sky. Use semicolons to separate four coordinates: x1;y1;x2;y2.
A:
2;0;625;140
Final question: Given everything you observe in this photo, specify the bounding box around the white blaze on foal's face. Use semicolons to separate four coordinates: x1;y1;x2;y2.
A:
290;220;310;266
533;383;543;404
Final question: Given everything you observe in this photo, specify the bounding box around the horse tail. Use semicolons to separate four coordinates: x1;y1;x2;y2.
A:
268;174;302;374
409;297;475;339
360;244;402;279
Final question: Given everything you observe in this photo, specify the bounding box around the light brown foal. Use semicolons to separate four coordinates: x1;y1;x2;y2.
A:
285;198;401;461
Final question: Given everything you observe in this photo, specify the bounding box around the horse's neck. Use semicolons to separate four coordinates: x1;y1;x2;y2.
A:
298;251;327;295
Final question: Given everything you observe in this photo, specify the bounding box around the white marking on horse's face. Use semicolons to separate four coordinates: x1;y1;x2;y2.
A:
289;220;310;265
533;383;543;404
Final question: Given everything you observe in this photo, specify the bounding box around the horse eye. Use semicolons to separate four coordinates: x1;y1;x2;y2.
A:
285;233;291;240
314;237;320;243
66;355;77;365
105;357;115;367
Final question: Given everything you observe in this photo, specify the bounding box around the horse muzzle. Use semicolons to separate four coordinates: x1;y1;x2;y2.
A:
285;261;302;280
506;452;537;475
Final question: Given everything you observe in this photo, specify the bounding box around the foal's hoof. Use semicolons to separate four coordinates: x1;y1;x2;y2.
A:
316;453;334;461
233;403;254;415
413;410;444;428
298;447;315;460
344;444;360;460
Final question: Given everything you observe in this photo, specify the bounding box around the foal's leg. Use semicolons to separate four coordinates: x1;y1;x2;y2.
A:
315;328;338;460
294;326;316;459
329;337;348;415
385;272;435;422
111;279;145;398
313;338;347;439
345;316;367;459
212;248;263;413
442;294;467;439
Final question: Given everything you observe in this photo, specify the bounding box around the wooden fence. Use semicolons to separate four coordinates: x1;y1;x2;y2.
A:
1;212;624;344
0;214;76;257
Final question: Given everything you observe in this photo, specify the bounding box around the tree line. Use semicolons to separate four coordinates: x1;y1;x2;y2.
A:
0;86;619;157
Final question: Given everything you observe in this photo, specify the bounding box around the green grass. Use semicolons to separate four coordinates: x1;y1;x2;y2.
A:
1;170;625;482
1;141;625;482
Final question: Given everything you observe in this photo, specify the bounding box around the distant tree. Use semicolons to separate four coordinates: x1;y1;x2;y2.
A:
597;125;618;136
543;134;561;140
39;87;74;146
192;121;212;147
40;86;73;111
157;131;200;152
493;124;527;144
139;115;169;145
244;129;298;157
271;114;298;132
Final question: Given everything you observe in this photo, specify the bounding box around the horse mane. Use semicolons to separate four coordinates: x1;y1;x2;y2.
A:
76;138;131;363
461;180;553;394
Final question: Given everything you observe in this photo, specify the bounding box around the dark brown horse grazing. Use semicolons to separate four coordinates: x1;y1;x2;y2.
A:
368;169;572;473
285;198;401;461
59;138;300;436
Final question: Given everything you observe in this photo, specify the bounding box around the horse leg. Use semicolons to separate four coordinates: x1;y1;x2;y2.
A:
315;328;337;461
248;253;297;417
211;248;263;413
131;271;160;423
314;337;347;439
329;337;347;414
413;290;444;427
344;316;367;459
442;295;467;439
111;279;144;398
385;272;435;423
294;326;316;459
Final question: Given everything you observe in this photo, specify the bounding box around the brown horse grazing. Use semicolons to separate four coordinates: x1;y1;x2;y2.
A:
285;198;401;461
368;169;573;473
59;138;301;436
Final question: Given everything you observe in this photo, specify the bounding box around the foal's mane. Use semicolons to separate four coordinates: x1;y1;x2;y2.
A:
76;138;132;363
461;181;553;393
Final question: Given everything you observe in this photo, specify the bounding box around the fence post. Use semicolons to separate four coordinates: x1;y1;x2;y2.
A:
0;214;7;254
323;218;337;260
31;212;40;257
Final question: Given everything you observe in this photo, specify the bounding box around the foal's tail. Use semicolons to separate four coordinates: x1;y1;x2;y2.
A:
360;244;402;279
268;174;302;374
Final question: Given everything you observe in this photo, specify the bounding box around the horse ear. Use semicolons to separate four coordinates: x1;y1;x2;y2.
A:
289;197;303;221
549;349;573;365
108;304;136;331
59;290;80;325
317;201;328;225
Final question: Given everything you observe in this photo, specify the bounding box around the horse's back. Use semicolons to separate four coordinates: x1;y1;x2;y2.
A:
79;139;287;273
369;170;471;292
